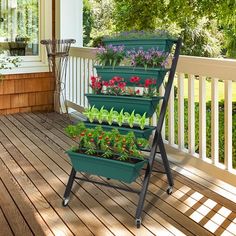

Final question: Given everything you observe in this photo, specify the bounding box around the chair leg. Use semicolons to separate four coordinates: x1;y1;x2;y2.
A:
62;168;76;206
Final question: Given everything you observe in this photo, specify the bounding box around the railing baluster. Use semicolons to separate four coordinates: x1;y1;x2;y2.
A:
72;56;75;103
211;78;219;165
188;74;195;154
199;76;206;160
224;80;232;171
75;57;78;104
80;58;85;107
168;79;175;145
84;58;89;108
178;73;185;150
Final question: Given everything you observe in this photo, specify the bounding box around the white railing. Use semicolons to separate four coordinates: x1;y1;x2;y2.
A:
66;47;236;182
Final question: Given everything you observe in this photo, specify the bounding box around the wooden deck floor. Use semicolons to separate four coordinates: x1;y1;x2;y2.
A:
0;112;236;236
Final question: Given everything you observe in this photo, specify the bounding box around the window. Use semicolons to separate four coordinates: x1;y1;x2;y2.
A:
0;0;39;56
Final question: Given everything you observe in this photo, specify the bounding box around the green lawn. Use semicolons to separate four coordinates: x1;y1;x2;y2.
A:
173;79;236;102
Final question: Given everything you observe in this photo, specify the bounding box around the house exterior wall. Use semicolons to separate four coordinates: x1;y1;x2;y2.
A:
0;73;55;114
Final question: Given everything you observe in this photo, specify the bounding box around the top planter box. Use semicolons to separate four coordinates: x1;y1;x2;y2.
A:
103;38;177;52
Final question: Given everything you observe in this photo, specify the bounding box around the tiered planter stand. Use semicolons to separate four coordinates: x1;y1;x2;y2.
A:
63;37;182;228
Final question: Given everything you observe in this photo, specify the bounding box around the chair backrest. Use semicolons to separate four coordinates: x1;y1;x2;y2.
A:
40;39;76;58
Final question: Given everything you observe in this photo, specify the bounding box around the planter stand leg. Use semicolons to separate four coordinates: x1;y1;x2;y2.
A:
159;136;174;193
62;168;76;206
135;145;157;228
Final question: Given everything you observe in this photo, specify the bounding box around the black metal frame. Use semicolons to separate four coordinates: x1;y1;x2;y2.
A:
62;38;182;228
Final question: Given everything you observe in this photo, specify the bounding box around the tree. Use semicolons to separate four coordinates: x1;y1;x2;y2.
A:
83;0;94;46
88;0;115;46
112;0;236;57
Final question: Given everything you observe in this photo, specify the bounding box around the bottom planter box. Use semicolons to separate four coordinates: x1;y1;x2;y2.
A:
84;121;156;139
85;94;163;117
67;150;147;184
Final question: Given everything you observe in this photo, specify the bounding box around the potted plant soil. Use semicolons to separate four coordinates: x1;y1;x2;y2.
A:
65;123;149;183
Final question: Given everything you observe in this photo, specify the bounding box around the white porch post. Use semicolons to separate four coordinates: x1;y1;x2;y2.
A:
56;0;83;46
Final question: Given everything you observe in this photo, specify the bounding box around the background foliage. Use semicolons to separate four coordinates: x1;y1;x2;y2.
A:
84;0;236;58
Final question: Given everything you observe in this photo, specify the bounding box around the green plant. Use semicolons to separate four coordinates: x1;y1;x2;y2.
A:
96;44;126;67
124;110;135;128
83;106;148;130
127;48;169;69
83;105;99;123
104;30;175;40
0;52;21;79
164;99;236;168
107;107;114;125
135;113;147;130
83;0;94;46
65;122;149;161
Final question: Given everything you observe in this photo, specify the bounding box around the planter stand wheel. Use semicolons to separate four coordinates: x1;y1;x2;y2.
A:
135;218;142;228
166;186;173;195
62;198;70;207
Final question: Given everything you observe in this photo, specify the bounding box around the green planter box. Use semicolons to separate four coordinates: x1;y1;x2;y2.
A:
85;94;163;117
103;38;177;52
67;150;147;183
95;66;169;88
84;121;156;139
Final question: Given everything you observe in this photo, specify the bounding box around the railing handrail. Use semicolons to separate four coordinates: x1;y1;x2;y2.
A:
70;46;236;81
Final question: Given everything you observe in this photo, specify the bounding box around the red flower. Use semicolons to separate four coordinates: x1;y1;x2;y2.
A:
130;76;140;83
136;89;140;94
112;76;122;82
102;81;109;86
145;79;155;87
118;82;126;89
91;76;97;83
109;79;115;86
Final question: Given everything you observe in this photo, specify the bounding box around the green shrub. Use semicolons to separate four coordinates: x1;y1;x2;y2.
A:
165;99;236;168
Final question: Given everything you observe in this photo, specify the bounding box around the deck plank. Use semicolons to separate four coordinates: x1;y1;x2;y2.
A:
2;114;135;236
0;206;14;236
0;112;236;236
0;179;33;236
0;156;53;236
0;117;111;236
